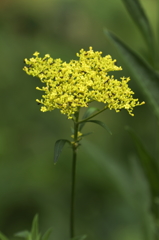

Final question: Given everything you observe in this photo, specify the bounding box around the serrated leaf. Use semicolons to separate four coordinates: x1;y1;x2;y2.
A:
86;120;112;135
71;234;87;240
31;214;39;240
15;230;30;239
104;29;159;120
122;0;155;54
126;126;159;196
54;139;71;163
0;232;9;240
79;107;99;131
41;228;52;240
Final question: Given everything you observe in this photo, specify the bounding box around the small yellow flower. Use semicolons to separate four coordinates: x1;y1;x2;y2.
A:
23;47;145;118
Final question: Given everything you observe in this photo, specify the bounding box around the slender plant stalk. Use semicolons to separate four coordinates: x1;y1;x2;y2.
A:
70;111;79;238
70;107;108;238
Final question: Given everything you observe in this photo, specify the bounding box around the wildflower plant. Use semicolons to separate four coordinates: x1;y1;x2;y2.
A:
23;47;144;238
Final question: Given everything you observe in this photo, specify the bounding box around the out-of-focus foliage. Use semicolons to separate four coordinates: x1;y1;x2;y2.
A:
0;0;158;240
0;215;52;240
105;0;159;239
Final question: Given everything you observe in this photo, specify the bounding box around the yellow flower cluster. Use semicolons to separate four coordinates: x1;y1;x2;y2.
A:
23;47;144;118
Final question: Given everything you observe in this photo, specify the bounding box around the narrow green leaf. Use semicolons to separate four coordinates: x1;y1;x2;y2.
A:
54;139;71;163
37;234;41;240
129;157;156;239
0;232;9;240
122;0;155;53
81;132;93;137
15;231;30;239
82;107;99;119
104;29;159;120
41;228;52;240
83;140;150;204
70;127;74;134
71;235;87;240
126;126;159;196
83;140;155;238
86;120;112;135
79;107;99;131
31;214;39;240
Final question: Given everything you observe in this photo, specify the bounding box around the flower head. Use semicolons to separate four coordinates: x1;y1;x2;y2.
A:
23;47;144;118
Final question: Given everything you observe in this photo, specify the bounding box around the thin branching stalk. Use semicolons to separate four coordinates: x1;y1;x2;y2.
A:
77;105;108;125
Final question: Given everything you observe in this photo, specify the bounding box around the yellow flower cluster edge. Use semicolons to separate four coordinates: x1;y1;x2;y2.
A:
23;47;145;119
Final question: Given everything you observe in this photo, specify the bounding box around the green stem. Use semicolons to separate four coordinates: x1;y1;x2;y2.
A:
77;105;108;125
70;105;108;238
70;111;79;238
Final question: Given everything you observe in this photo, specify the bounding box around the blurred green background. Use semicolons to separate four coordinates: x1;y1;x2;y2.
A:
0;0;158;239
